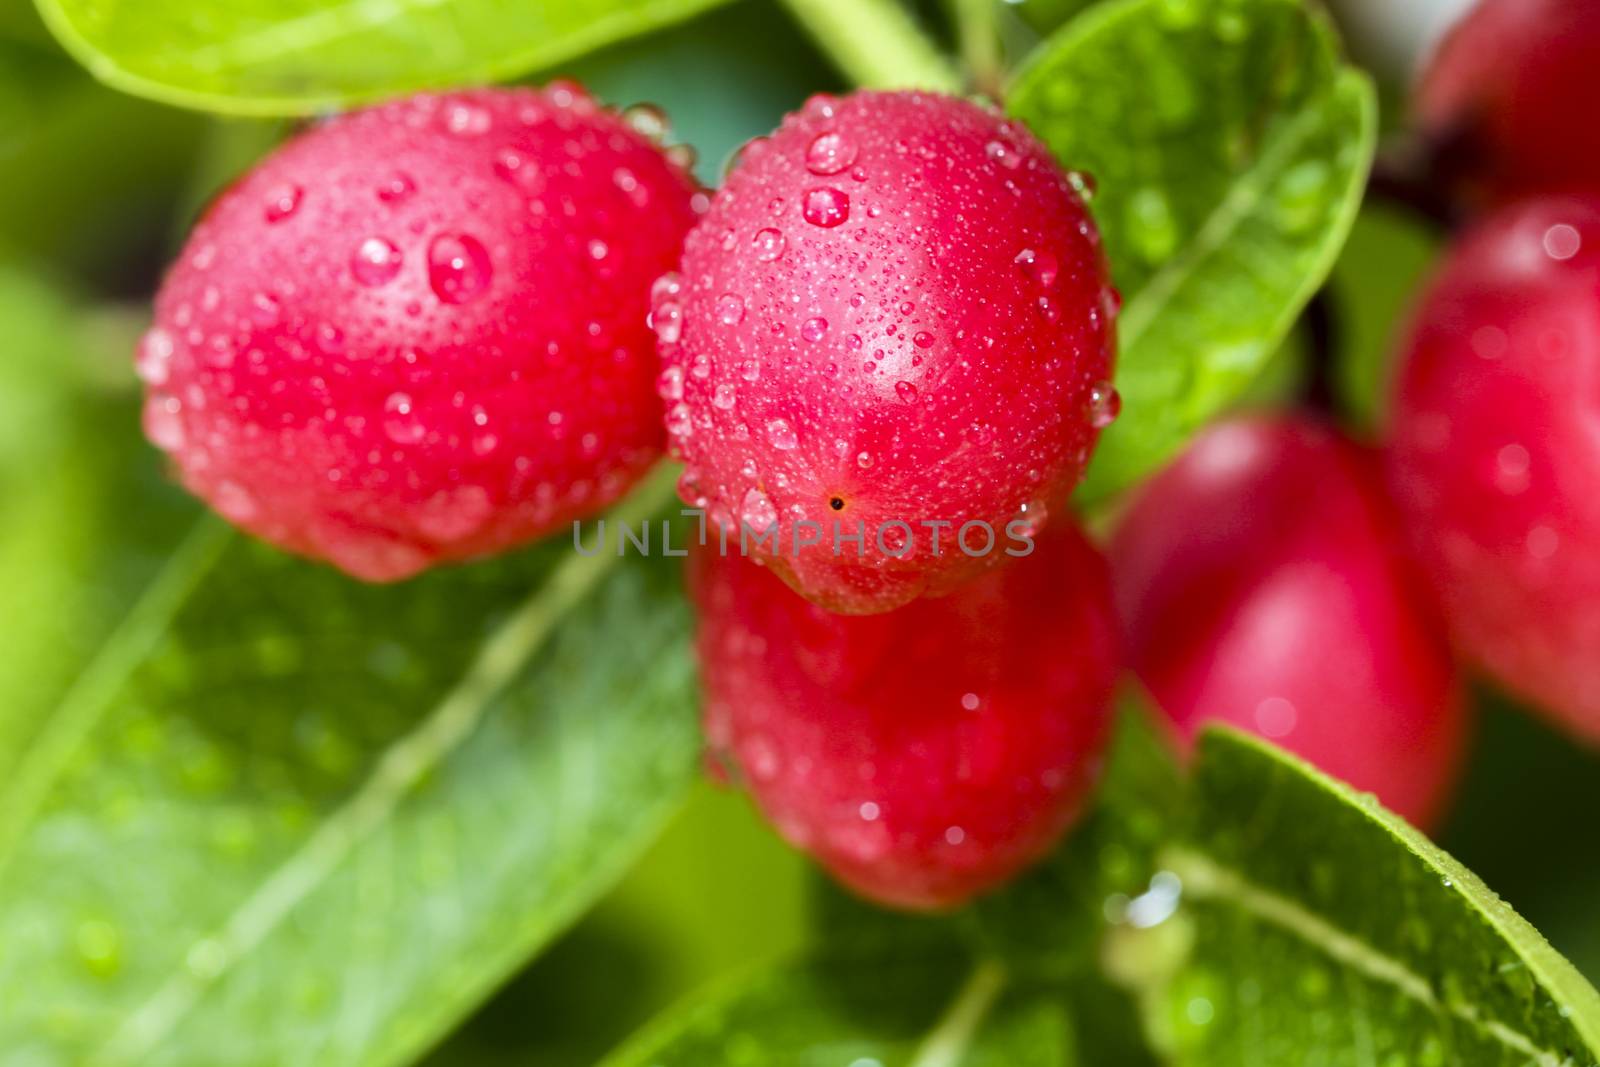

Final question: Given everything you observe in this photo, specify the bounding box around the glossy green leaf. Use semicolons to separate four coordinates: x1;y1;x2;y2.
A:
1008;0;1375;503
33;0;734;116
602;954;1073;1067
1112;728;1600;1065
0;447;702;1065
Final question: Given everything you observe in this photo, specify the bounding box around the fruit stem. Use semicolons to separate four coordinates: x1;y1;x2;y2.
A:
779;0;963;93
948;0;1005;99
906;958;1008;1067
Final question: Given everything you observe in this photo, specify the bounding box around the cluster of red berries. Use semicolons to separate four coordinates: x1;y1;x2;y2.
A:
137;0;1600;910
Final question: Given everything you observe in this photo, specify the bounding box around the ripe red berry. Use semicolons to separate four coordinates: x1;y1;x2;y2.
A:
1416;0;1600;202
691;523;1118;911
138;85;700;580
1113;415;1465;830
1387;196;1600;746
661;90;1117;614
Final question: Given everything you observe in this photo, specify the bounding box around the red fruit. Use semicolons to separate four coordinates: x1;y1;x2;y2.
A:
1112;415;1465;830
1387;196;1600;745
1416;0;1600;202
661;90;1117;614
691;522;1118;911
139;85;700;580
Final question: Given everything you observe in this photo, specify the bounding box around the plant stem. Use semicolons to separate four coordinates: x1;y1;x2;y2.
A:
779;0;962;93
906;959;1008;1067
949;0;1004;98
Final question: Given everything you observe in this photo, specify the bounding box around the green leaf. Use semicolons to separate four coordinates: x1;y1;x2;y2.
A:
1111;727;1600;1064
602;954;1073;1067
0;444;702;1065
1008;0;1376;503
33;0;735;116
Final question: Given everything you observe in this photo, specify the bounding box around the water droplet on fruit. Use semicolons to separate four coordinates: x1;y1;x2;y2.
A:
1012;499;1049;537
960;692;981;711
383;392;426;444
656;365;684;401
214;480;259;523
377;172;416;204
740;487;777;529
351;237;403;286
802;187;850;228
856;450;874;469
622;103;670;142
143;395;184;450
587;238;609;261
652;302;683;344
136;328;175;385
249;292;281;326
1067;170;1097;202
427;233;492;304
894;380;918;402
1014;247;1059;287
739;360;761;382
1088;381;1121;428
716;293;745;325
912;331;934;349
650;271;683;308
766;418;798;450
1543;223;1581;261
665;401;693;440
985;138;1021;169
753;228;786;261
442;100;491;136
263;184;303;223
802;317;829;342
1253;696;1297;738
472;431;498;456
805;131;857;175
713;383;737;410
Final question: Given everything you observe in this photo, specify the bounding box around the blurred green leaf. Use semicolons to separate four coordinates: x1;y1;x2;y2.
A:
32;0;737;116
0;444;701;1065
1008;0;1375;504
0;38;207;293
1112;727;1600;1063
602;953;1074;1067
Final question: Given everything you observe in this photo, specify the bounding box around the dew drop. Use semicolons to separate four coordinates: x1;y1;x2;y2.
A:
142;393;185;450
895;380;918;402
136;328;175;386
263;184;303;223
383;392;426;444
351;237;403;287
1088;381;1121;428
249;292;281;326
427;233;492;304
377;172;416;204
716;293;746;325
656;365;685;401
652;302;684;344
985;138;1022;169
713;383;738;410
766;418;798;450
1067;170;1098;202
802;316;829;342
753;227;787;261
805;131;858;175
802;187;850;228
1014;247;1059;287
740;487;778;530
442;100;491;136
912;331;934;349
1012;499;1049;537
665;401;693;440
622;103;670;143
856;450;874;469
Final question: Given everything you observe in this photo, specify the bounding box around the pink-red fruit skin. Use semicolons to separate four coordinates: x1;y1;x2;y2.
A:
1387;196;1600;747
1417;0;1600;202
1113;415;1465;831
139;86;700;581
662;90;1117;615
691;523;1118;911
